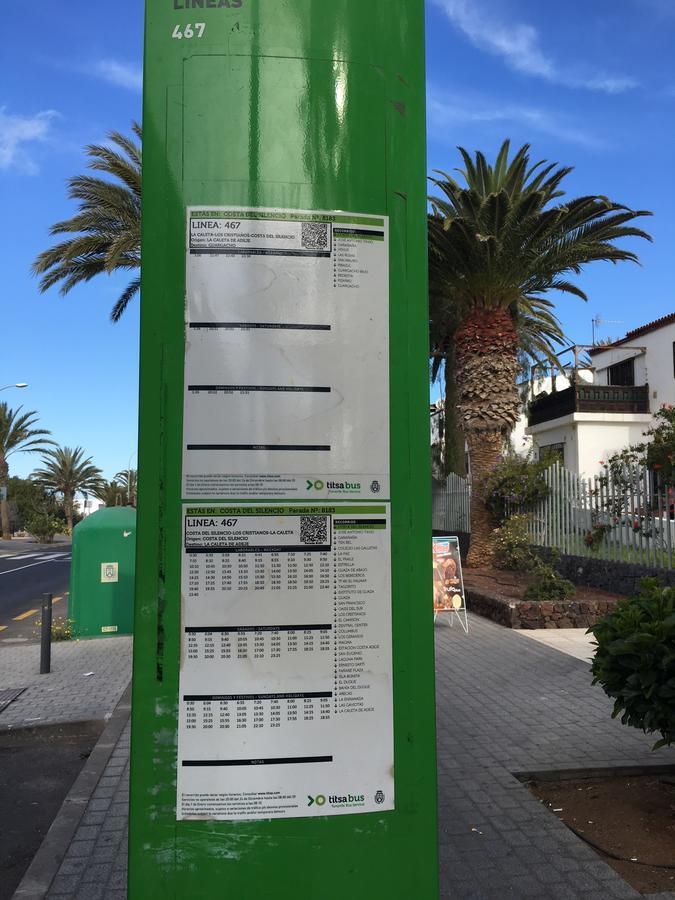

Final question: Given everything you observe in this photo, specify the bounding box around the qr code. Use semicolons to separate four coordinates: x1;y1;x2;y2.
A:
300;515;329;545
301;222;329;251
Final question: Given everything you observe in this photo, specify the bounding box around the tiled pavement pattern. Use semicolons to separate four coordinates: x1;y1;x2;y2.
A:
0;637;132;729
435;614;675;899
46;722;130;900
32;616;675;898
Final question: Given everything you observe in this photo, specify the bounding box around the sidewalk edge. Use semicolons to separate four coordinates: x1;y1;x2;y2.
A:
12;681;132;900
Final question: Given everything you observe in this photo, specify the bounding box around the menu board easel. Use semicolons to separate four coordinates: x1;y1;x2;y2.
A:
432;536;468;634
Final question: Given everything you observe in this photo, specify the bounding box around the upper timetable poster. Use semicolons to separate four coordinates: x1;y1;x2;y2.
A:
182;207;390;502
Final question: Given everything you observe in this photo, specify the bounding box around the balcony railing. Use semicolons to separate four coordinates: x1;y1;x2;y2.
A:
527;383;650;427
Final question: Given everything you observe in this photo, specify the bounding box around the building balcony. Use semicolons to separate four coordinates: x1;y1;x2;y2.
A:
527;383;650;427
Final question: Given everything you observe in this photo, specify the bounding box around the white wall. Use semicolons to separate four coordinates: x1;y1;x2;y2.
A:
527;413;653;476
574;415;653;477
528;418;577;469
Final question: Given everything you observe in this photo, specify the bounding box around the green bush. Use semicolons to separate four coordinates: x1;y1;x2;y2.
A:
493;515;537;571
523;567;575;603
493;516;576;602
33;616;74;642
51;616;74;642
590;578;675;749
483;451;550;524
24;512;64;544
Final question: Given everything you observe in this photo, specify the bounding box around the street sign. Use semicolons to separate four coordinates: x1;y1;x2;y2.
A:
100;562;119;584
130;1;437;897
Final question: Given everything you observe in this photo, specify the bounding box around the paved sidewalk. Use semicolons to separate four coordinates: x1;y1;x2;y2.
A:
516;626;596;662
0;637;132;729
44;721;130;900
435;615;675;898
19;616;675;899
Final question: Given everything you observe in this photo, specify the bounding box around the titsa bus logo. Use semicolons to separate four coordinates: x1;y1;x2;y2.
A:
306;478;361;493
308;792;365;808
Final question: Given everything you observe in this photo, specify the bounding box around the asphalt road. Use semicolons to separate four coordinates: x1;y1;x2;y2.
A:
0;543;71;642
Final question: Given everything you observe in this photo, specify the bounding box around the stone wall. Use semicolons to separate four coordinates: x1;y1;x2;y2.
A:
538;548;675;597
465;586;619;630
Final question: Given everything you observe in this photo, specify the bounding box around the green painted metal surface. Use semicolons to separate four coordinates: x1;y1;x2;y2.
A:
69;507;136;638
130;1;437;896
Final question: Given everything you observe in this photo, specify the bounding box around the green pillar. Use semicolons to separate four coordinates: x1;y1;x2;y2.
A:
129;1;437;896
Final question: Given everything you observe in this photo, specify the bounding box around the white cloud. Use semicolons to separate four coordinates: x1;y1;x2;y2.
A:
93;59;143;92
0;107;59;174
428;90;605;149
433;0;638;94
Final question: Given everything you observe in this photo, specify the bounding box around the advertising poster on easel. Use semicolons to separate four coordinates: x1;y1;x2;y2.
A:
432;536;468;633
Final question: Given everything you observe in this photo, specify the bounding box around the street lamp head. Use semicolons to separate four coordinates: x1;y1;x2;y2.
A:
15;383;28;389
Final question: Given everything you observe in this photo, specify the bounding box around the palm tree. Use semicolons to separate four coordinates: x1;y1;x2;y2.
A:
429;140;652;566
32;446;104;535
93;479;126;508
32;123;141;322
0;404;53;539
114;468;137;507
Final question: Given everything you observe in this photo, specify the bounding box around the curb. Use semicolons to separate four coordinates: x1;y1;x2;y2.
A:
515;762;675;783
12;681;132;900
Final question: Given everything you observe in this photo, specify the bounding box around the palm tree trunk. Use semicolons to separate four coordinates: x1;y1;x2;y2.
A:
443;348;466;477
466;430;503;567
0;455;10;540
65;492;74;535
454;306;521;567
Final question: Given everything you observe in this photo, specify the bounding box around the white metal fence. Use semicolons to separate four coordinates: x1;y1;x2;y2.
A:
523;462;674;569
432;473;471;533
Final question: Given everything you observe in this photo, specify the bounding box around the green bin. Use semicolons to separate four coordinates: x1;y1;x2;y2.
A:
69;507;136;638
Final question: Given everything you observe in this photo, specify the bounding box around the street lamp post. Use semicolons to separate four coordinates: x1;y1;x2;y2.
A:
0;383;28;392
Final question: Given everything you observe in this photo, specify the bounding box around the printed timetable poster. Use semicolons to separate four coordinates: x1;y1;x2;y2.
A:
176;208;394;822
181;206;390;501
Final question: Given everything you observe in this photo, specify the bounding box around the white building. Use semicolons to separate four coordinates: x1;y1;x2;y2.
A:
75;496;105;518
522;313;675;477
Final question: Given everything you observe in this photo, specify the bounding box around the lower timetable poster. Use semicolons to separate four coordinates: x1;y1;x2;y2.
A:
176;505;394;821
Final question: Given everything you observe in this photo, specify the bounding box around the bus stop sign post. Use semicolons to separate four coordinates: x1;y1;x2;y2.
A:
129;2;438;896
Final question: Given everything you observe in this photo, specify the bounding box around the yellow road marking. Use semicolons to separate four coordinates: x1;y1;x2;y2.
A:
0;625;7;632
13;609;38;621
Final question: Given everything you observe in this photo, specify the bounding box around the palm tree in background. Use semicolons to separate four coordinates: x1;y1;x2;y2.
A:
32;123;141;322
114;468;137;507
0;404;53;539
32;446;104;535
93;479;126;508
429;140;653;566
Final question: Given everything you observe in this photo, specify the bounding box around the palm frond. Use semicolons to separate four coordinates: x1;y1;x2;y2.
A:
428;139;653;405
0;403;53;459
32;123;142;321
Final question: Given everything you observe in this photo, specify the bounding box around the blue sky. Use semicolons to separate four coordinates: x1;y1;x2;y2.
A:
2;0;674;478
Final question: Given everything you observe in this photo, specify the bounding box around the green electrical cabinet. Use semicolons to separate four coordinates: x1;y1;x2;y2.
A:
69;507;136;638
130;1;437;897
